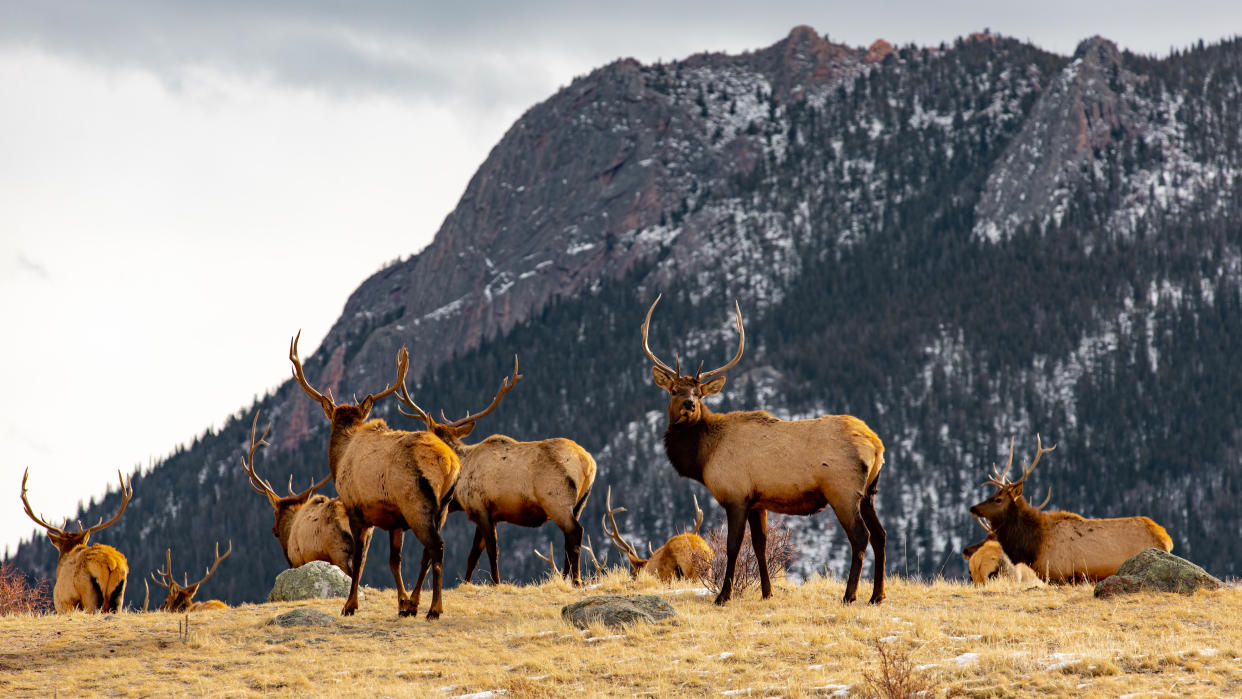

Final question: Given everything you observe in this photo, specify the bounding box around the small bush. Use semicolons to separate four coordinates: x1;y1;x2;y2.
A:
695;517;798;596
0;562;51;615
859;639;937;699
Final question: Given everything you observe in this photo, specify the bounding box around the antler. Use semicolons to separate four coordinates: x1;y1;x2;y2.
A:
439;355;522;429
1034;487;1053;510
533;542;560;575
600;486;642;563
359;347;409;416
697;300;745;381
1013;434;1057;487
581;535;608;577
688;493;705;535
985;437;1018;488
19;468;67;536
80;471;133;538
150;548;175;591
178;541;233;592
640;294;679;377
240;412;279;504
394;374;436;431
289;330;335;417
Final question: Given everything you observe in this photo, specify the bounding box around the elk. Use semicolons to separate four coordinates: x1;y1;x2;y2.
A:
289;331;460;618
962;516;1045;587
969;435;1173;583
240;411;355;575
20;468;133;613
641;295;886;605
600;486;713;582
394;357;597;586
150;542;232;612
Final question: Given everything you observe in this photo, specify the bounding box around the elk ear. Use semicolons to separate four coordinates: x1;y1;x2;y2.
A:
452;423;476;439
700;376;727;396
1011;482;1024;498
651;366;676;392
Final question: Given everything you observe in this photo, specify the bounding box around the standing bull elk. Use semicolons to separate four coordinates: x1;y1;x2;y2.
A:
20;469;133;613
395;357;597;586
290;331;460;618
150;542;232;612
240;412;355;575
641;295;886;605
969;435;1173;583
601;486;712;582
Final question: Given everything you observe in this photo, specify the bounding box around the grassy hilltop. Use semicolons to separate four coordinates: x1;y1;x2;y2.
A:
1;573;1240;697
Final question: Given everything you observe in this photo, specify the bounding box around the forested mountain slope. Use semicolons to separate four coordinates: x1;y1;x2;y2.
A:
9;28;1242;603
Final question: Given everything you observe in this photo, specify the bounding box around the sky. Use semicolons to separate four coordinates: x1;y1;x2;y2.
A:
2;1;1239;557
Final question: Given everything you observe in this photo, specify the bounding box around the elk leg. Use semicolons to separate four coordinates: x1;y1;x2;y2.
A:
463;524;486;583
483;518;500;585
425;531;446;621
715;503;750;606
748;509;773;599
555;513;585;587
410;548;430;613
390;530;418;617
341;516;370;616
860;485;886;605
836;503;871;604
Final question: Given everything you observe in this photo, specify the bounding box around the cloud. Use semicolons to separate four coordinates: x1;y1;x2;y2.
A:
13;252;49;280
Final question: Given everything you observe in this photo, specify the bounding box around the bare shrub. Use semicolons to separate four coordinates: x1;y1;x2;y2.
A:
859;639;937;699
0;562;51;616
694;517;798;596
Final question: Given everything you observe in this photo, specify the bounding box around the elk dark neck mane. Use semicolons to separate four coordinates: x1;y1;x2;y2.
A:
991;498;1045;567
663;412;723;484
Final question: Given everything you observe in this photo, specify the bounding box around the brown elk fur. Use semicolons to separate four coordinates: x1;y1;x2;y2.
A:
602;487;713;583
290;332;461;619
963;536;1045;587
20;469;132;613
395;359;596;586
240;412;355;575
970;436;1173;583
642;296;886;605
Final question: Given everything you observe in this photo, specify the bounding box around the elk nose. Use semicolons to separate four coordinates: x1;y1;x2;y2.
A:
682;399;695;411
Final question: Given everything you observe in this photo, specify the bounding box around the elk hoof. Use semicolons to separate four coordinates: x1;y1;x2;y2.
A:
398;609;418;618
868;593;885;605
841;594;857;604
340;606;358;616
713;593;731;606
425;609;441;621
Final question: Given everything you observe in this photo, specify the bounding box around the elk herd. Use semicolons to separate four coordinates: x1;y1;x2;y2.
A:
17;297;1176;616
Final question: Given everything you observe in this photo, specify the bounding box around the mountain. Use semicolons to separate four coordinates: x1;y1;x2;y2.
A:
9;28;1242;604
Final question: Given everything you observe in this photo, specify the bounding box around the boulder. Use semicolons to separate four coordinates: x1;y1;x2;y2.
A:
267;561;353;602
1094;548;1223;598
266;608;336;628
561;595;677;630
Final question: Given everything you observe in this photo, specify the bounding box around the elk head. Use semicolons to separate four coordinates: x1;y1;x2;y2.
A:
20;468;132;556
289;330;408;428
969;435;1056;522
641;294;744;425
239;411;332;541
151;541;232;612
395;355;522;445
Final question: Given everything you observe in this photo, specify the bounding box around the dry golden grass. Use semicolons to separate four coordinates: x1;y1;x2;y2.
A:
1;571;1239;697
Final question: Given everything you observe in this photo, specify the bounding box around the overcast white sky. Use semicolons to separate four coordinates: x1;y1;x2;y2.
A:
2;2;1238;557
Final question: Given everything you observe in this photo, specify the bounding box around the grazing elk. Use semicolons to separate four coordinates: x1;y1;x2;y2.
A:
395;357;597;586
969;435;1173;583
20;469;133;613
600;486;713;582
290;331;460;618
150;542;232;612
240;411;355;575
641;295;886;605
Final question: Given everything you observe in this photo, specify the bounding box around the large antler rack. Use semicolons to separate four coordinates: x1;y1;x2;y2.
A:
984;434;1057;491
442;355;522;429
600;486;643;565
240;411;331;505
640;294;745;380
20;468;132;539
152;541;233;592
290;330;409;417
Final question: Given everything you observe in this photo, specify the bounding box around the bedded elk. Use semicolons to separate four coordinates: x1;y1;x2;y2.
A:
969;435;1173;583
600;486;713;582
395;357;596;586
240;411;355;575
150;542;232;612
20;469;133;613
290;331;460;618
641;295;886;605
962;513;1045;587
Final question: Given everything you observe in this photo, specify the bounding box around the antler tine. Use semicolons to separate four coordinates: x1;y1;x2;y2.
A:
82;471;133;537
291;472;333;501
445;355;523;429
1015;433;1057;486
995;436;1017;484
289;330;335;415
640;294;679;377
690;493;705;535
188;541;232;589
394;373;436;431
581;535;606;576
600;486;640;560
698;300;745;380
150;548;174;590
973;515;995;534
533;542;559;574
240;413;279;504
19;468;67;536
360;346;410;411
1035;487;1053;510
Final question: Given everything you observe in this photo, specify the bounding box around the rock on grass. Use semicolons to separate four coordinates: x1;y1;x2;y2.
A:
266;608;336;627
561;595;677;629
267;561;352;602
1095;548;1223;598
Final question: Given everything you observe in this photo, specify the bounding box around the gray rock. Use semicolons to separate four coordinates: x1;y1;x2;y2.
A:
266;608;336;628
561;595;677;630
1094;548;1223;598
267;561;353;602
